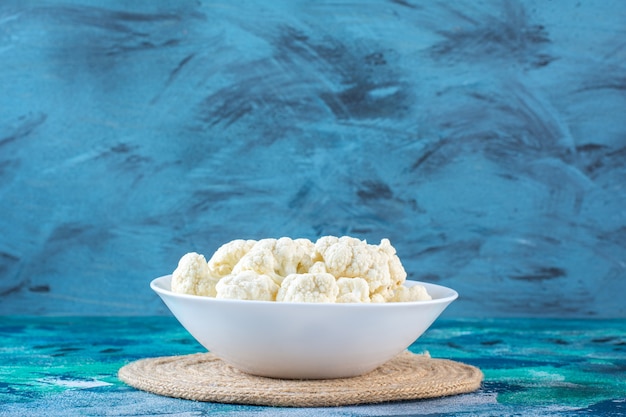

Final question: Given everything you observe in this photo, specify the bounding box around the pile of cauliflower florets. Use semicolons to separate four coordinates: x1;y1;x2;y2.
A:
171;236;431;303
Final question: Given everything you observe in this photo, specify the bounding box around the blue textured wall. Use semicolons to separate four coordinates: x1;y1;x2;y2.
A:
1;0;624;317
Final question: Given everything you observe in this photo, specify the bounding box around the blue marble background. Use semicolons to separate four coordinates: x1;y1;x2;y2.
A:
0;0;624;317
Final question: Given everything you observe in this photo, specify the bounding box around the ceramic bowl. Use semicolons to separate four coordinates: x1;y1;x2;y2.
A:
151;275;457;379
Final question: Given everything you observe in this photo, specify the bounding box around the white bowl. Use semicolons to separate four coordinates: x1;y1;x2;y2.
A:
151;275;457;379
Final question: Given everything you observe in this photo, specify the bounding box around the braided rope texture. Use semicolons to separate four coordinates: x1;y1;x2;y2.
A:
118;351;483;407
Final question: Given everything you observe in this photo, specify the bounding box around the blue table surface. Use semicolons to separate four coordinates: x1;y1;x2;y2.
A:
1;317;625;416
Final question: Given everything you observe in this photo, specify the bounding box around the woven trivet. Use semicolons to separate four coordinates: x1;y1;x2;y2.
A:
118;351;483;407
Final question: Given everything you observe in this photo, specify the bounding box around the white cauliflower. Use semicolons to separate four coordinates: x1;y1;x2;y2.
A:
231;239;279;280
390;284;432;302
171;252;219;297
170;235;428;304
215;271;279;301
233;238;315;284
370;293;387;303
308;261;328;274
314;236;407;301
276;273;339;303
274;237;316;276
379;238;407;288
207;239;257;277
336;277;370;303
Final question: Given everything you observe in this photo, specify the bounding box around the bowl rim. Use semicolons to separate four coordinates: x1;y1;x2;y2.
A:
151;275;458;308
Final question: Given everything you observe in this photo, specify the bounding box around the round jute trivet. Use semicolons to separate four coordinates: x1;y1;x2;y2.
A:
118;351;483;407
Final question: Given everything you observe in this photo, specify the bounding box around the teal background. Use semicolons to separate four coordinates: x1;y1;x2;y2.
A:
1;317;625;416
1;0;625;317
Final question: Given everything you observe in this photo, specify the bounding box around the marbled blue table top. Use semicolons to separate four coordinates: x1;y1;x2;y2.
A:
1;317;624;416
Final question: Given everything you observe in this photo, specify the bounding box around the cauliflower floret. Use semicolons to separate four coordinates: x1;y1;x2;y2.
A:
215;271;279;301
336;277;370;303
233;238;315;284
379;238;407;288
276;273;339;303
308;261;328;274
390;284;432;302
314;236;407;301
207;239;257;277
171;252;218;297
274;237;316;276
232;238;279;279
